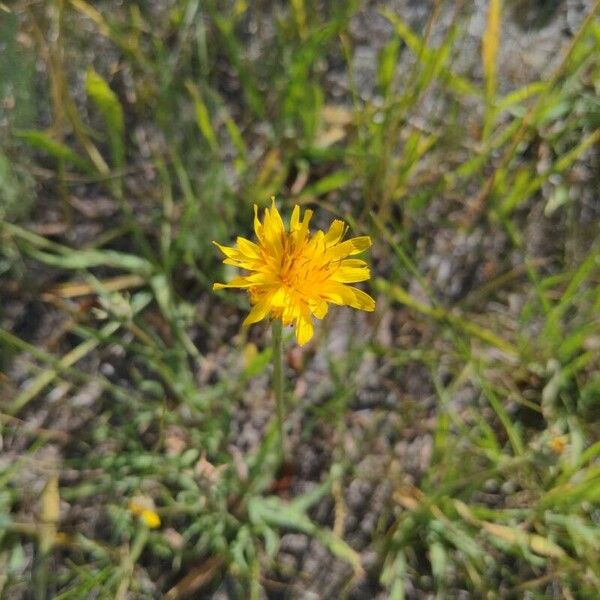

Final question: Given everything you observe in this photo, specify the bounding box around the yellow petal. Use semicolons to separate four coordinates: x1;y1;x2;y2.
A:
214;271;274;289
236;236;261;258
327;236;372;260
243;272;277;285
323;283;376;311
212;241;238;258
290;204;301;230
321;283;350;305
213;276;254;290
267;200;285;235
310;299;329;319
253;204;264;242
222;257;258;269
300;207;313;231
273;287;297;311
350;287;376;311
295;311;314;345
332;260;371;283
213;243;261;270
281;293;302;325
262;203;285;257
307;230;326;254
324;220;346;245
340;258;369;268
243;295;273;325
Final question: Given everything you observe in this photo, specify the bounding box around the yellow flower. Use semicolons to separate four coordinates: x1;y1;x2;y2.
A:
129;498;161;529
213;201;375;345
139;508;161;528
549;435;567;455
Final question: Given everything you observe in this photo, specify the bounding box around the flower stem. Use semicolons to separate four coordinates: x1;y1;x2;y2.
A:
271;319;286;460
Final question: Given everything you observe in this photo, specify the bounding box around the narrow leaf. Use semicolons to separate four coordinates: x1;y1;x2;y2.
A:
482;0;501;101
85;68;125;168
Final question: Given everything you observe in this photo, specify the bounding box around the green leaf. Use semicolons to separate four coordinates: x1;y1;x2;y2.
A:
15;130;90;171
378;37;400;97
85;68;125;168
297;169;353;198
248;496;363;576
380;551;406;600
429;541;448;585
186;82;219;152
27;247;153;276
497;82;546;112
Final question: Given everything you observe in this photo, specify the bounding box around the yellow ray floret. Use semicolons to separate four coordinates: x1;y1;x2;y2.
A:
213;201;375;345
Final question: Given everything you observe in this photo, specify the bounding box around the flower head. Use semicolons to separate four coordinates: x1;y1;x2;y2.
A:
549;435;567;455
213;201;375;345
129;497;161;529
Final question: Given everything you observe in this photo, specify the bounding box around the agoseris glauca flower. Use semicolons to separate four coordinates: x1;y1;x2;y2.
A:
213;202;375;345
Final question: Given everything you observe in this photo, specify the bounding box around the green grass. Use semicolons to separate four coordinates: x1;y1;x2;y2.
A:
1;0;600;598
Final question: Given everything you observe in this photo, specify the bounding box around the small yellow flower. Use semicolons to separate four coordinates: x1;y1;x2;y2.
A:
139;509;161;529
213;201;375;345
549;435;567;455
129;498;161;529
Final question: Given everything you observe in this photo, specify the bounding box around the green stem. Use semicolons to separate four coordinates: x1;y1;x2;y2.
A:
115;526;148;599
271;319;286;460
